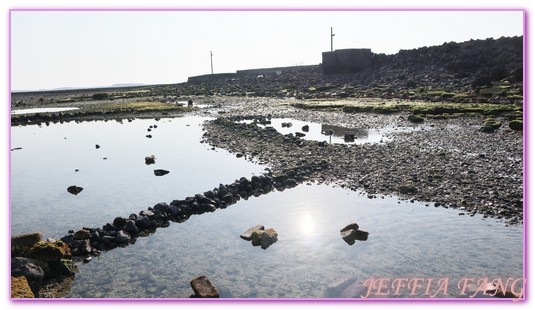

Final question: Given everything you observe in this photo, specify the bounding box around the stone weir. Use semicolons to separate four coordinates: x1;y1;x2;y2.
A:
11;168;328;297
60;165;328;261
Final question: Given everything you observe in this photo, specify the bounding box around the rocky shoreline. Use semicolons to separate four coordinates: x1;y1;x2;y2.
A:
10;94;524;298
10;36;524;298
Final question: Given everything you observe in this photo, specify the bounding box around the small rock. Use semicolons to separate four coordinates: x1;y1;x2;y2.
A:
72;229;90;240
95;144;100;149
187;99;194;106
145;155;156;165
251;228;278;249
240;225;265;241
67;185;83;195
340;223;359;233
190;275;219;298
11;232;43;256
302;125;310;132
399;184;418;195
154;169;170;176
115;230;131;244
295;132;306;137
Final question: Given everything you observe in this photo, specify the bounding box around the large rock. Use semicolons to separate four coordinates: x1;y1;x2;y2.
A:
26;240;71;262
11;276;35;298
11;232;43;256
240;225;265;241
190;275;219;298
11;257;43;296
145;155;156;165
251;228;278;249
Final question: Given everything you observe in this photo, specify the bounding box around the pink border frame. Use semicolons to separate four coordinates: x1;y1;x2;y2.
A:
7;7;528;303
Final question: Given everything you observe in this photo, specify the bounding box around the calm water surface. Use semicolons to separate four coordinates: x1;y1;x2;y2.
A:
10;116;524;299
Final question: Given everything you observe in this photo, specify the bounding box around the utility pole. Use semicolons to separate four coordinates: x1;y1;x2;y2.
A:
331;27;335;52
210;51;214;75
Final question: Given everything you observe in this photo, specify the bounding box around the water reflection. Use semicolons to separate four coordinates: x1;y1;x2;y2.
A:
245;118;388;144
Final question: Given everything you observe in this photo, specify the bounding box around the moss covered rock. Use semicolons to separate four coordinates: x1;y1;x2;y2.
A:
11;276;34;298
26;241;71;263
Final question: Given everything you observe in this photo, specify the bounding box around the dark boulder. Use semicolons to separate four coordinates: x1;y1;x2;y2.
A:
145;155;156;165
11;257;44;296
112;217;127;229
154;169;170;176
67;185;83;195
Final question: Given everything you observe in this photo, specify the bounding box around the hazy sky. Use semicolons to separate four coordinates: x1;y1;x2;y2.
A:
10;10;523;91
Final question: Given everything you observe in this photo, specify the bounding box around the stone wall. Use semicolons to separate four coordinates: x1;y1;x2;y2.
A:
322;49;372;74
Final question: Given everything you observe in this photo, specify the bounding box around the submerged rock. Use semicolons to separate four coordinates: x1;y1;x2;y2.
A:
190;275;219;298
67;185;83;195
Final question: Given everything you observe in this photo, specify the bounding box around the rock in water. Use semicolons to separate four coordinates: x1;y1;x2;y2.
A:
340;224;369;245
260;228;278;249
190;275;219;298
240;225;265;241
340;223;359;232
67;185;83;195
341;229;357;245
251;228;278;249
145;155;156;165
154;169;170;176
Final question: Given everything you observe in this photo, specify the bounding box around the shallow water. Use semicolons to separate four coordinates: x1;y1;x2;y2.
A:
68;184;523;299
10;116;524;299
11;116;266;238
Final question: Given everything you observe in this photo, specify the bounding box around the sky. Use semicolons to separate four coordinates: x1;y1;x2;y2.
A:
10;9;524;91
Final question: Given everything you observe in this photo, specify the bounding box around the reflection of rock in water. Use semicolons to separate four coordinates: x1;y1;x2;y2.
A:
321;124;368;141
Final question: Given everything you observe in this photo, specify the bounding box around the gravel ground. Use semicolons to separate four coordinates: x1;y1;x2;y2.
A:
197;97;523;225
